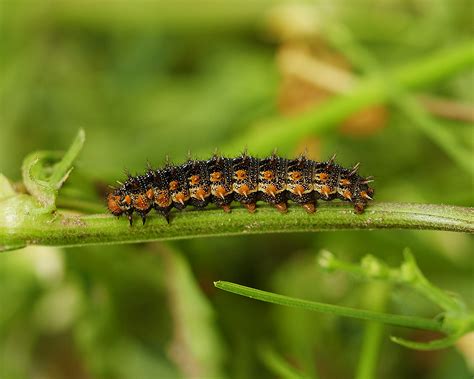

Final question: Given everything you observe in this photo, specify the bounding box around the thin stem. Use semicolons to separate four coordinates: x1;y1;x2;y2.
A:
326;25;473;175
319;250;466;313
214;281;445;333
0;202;472;251
401;249;465;313
355;284;390;379
357;322;385;379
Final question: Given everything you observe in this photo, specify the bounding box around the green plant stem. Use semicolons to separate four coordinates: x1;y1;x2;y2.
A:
214;281;445;333
355;284;390;379
319;250;466;313
326;25;473;175
0;202;472;251
401;249;465;313
357;322;385;379
219;41;474;155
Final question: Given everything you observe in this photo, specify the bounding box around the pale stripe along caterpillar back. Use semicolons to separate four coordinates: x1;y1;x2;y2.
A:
107;152;374;225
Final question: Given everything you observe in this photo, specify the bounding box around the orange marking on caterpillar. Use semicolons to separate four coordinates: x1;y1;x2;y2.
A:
320;185;331;198
146;188;154;200
265;184;277;197
210;172;222;182
215;186;227;199
316;172;329;181
360;191;373;200
190;175;201;185
235;170;247;180
195;188;207;201
343;190;352;200
135;195;149;210
238;184;250;196
290;171;302;181
156;192;171;207
294;184;305;196
339;178;351;186
107;194;122;215
263;170;274;180
175;192;186;205
169;181;179;191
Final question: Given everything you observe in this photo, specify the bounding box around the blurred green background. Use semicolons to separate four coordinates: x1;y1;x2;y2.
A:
1;0;473;378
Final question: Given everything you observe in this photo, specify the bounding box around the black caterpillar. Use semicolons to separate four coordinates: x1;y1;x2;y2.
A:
107;152;374;225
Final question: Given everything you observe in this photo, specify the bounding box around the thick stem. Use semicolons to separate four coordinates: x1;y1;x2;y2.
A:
0;202;472;251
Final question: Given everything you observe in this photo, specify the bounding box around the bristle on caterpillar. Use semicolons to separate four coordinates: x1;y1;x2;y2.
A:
107;153;375;225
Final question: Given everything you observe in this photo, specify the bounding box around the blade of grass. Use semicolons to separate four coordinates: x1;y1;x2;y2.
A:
214;281;445;333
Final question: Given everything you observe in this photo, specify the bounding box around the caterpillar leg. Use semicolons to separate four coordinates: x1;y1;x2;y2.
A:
220;204;232;213
243;203;256;213
127;211;134;226
302;202;316;214
275;202;288;213
353;202;367;214
155;209;171;224
138;208;153;225
287;191;316;214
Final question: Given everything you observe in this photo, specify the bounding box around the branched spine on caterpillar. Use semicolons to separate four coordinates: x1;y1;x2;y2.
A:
107;152;374;225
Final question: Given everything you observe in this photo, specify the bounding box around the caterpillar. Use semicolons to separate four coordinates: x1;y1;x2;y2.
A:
107;152;374;225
